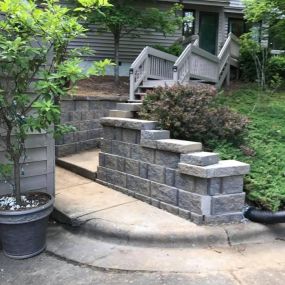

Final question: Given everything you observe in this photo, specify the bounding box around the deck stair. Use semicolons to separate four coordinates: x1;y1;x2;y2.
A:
129;33;240;101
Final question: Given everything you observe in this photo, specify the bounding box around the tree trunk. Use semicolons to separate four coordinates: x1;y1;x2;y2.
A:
114;34;120;85
13;158;21;205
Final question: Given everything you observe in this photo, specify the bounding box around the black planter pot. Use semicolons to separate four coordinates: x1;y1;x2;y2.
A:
0;193;54;259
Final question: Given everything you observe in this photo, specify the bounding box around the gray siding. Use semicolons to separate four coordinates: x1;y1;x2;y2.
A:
68;26;181;63
0;133;55;197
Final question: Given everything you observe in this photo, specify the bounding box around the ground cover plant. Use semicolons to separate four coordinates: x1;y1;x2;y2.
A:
213;86;285;212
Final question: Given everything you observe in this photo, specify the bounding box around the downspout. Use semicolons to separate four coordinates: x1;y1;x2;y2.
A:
244;207;285;224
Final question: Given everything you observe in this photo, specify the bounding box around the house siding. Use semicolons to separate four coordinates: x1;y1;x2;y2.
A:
65;0;244;68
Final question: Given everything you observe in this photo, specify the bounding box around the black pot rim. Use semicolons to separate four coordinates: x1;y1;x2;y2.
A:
0;192;54;217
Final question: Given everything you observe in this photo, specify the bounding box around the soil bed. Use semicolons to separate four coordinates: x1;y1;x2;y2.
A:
74;75;129;97
0;192;50;211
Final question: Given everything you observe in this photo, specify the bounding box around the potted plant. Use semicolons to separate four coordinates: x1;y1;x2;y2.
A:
0;0;111;259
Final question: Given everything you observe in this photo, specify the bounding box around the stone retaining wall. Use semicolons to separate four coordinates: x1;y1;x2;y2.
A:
97;117;250;224
56;96;127;157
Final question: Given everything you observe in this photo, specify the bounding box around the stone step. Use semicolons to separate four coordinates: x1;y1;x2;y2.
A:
56;149;100;181
116;102;142;112
109;110;134;118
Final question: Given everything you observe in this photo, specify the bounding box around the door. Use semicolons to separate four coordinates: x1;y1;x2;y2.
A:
199;12;219;55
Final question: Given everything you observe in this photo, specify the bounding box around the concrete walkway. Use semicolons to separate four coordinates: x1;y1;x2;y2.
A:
54;167;285;249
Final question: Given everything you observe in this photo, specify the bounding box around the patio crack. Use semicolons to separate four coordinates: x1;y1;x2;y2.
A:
74;200;138;219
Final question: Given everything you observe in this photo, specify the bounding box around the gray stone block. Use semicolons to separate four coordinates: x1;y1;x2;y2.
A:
147;164;165;184
103;127;114;140
155;150;180;169
130;144;141;160
75;101;89;111
122;129;140;144
151;199;160;208
190;213;204;225
79;120;91;131
140;147;155;163
61;101;75;112
222;175;244;194
211;193;245;215
126;175;150;196
175;172;195;192
194;178;208;195
204;213;243;224
104;153;118;170
100;117;157;130
139;162;148;179
99;152;105;167
69;111;81;122
156;139;202;154
178;160;250;178
97;167;107;182
61;112;70;123
141;130;170;140
117;157;125;172
112;141;131;158
181;152;219;166
178;209;190;220
160;202;179;215
81;111;94;120
140;139;158;149
208;177;222;195
134;193;151;204
165;168;175;186
106;168;127;188
56;143;76;157
151;182;178;205
101;139;112;154
178;190;211;215
125;158;140;176
87;129;102;140
113;185;129;195
63;133;74;144
113;127;123;140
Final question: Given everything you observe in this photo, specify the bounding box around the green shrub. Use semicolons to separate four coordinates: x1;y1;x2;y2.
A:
139;85;249;147
267;55;285;80
152;42;184;57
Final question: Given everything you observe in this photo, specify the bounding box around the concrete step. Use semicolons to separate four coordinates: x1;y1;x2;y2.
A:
109;110;134;118
56;149;99;181
116;102;142;112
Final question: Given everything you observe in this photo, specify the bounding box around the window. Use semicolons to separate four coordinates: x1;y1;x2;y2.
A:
228;18;249;38
183;10;195;37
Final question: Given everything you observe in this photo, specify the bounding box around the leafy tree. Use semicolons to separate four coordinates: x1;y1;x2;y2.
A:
78;0;185;83
0;0;111;204
243;0;285;49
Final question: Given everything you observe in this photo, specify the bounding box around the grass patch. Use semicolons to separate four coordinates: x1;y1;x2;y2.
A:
213;86;285;211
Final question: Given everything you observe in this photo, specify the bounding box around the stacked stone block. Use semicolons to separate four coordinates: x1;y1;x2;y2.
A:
97;117;250;224
56;96;126;157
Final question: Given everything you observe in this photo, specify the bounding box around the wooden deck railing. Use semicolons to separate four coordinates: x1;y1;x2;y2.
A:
129;33;240;100
129;47;177;101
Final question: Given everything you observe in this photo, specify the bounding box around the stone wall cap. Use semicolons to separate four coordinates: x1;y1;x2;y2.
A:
179;160;250;178
100;117;157;130
181;152;220;166
156;139;202;154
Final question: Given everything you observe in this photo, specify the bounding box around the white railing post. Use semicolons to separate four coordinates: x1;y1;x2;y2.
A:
129;68;135;101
